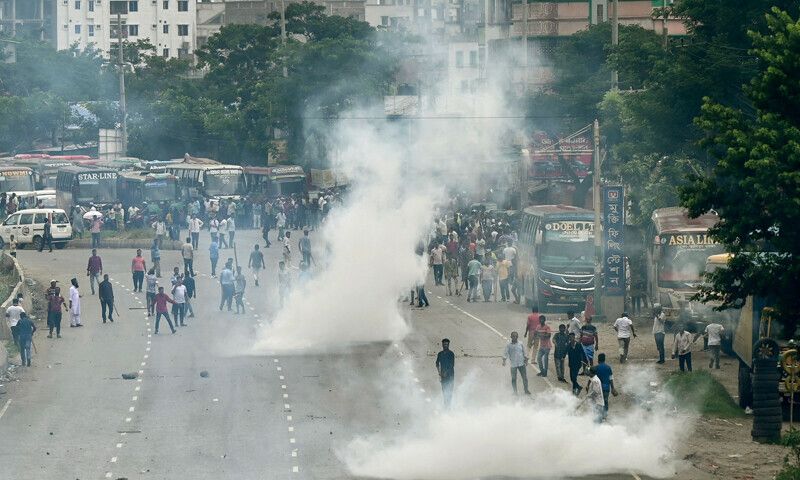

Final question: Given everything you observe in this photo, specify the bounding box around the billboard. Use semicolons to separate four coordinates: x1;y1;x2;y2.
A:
528;131;593;180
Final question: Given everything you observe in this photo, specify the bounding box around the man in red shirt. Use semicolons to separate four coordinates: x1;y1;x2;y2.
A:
153;286;176;334
534;315;552;377
524;306;541;362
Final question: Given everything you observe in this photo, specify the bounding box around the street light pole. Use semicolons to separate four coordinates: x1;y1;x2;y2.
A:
116;12;128;157
280;0;288;78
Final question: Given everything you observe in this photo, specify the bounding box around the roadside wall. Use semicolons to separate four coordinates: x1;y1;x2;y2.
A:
66;239;182;250
0;253;32;341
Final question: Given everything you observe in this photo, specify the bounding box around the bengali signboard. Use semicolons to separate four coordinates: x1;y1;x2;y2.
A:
603;185;625;296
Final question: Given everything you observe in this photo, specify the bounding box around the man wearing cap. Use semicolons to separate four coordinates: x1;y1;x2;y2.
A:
68;278;83;327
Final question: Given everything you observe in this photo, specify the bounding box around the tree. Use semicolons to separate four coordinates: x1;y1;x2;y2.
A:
681;8;800;333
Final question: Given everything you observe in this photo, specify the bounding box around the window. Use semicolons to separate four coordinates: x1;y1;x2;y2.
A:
162;48;169;57
127;24;138;36
177;0;187;11
162;24;169;33
128;1;138;12
34;213;48;224
596;4;604;23
88;24;95;36
460;80;469;92
88;0;94;11
455;51;463;68
469;50;477;66
74;24;82;34
162;0;168;8
19;213;34;225
381;16;388;26
177;24;188;36
177;47;189;57
3;214;19;226
75;0;81;9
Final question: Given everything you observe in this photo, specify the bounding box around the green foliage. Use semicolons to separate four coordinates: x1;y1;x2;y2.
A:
681;8;800;332
778;429;800;480
663;370;744;418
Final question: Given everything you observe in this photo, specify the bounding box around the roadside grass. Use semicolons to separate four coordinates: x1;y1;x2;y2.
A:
664;370;745;418
96;228;155;240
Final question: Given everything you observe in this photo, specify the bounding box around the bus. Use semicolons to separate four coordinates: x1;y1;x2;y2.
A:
0;166;37;195
10;157;99;189
647;207;723;314
117;171;181;207
517;205;596;309
55;165;119;212
164;163;246;200
244;165;306;198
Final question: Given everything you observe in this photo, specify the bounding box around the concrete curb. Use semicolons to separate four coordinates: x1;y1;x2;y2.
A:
65;238;183;251
0;341;7;375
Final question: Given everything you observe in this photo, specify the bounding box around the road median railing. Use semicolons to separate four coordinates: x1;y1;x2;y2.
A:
65;238;183;250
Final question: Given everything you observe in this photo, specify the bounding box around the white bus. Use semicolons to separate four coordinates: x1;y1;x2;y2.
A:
163;163;246;200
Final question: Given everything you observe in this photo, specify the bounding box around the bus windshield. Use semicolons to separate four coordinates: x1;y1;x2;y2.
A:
143;179;178;202
204;170;245;196
277;178;306;196
0;171;35;192
659;243;724;287
540;228;594;269
77;178;117;203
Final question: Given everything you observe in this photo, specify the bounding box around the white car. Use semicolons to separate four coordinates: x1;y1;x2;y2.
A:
0;208;73;250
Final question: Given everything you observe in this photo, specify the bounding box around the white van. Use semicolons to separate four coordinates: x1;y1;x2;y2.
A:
0;208;73;250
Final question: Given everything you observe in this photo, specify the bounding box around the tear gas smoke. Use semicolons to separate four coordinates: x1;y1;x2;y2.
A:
341;385;688;479
250;51;516;354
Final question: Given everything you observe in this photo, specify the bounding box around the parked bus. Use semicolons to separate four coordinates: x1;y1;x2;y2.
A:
244;165;306;198
0;165;37;195
55;165;119;212
164;163;246;200
647;207;723;314
517;204;596;309
117;171;181;207
11;157;98;189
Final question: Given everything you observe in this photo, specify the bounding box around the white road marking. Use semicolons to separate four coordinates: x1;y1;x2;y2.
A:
289;438;296;444
213;398;219;402
287;415;292;421
134;386;140;392
419;388;425;393
0;399;11;421
292;466;299;473
291;450;298;457
120;432;127;436
132;396;137;401
288;426;294;432
277;367;282;371
284;404;291;409
283;394;289;399
116;443;123;448
125;417;131;423
281;385;287;389
140;362;146;367
105;472;113;478
273;359;279;363
279;375;285;380
129;407;135;412
110;456;117;463
143;355;149;359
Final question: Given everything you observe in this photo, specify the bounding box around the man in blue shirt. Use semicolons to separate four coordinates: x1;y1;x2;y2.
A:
435;338;455;408
593;353;618;419
208;238;220;278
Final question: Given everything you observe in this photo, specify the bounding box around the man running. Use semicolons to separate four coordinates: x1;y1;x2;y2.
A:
248;244;266;287
613;312;636;363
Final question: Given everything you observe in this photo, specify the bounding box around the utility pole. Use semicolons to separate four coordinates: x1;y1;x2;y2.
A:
661;0;669;50
116;12;128;157
610;0;618;90
522;0;528;93
279;0;288;77
592;119;602;316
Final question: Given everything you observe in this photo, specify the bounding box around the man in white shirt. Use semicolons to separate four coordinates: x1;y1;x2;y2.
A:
652;305;666;364
218;217;229;248
5;297;25;348
672;326;700;372
227;215;236;247
181;237;195;277
276;211;287;240
172;279;188;327
69;277;82;327
567;310;582;339
586;366;606;423
152;219;167;248
430;242;446;286
209;215;220;244
502;331;531;395
613;312;636;363
704;320;725;369
188;215;203;249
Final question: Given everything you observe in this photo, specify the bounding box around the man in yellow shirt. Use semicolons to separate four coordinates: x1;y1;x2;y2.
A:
497;255;512;302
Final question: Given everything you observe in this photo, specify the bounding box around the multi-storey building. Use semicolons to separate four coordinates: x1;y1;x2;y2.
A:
55;0;197;59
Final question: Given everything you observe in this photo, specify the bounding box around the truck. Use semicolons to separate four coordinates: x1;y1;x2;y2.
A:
705;254;797;414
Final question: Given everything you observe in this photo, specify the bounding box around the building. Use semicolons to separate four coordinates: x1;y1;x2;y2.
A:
0;0;56;43
55;0;197;59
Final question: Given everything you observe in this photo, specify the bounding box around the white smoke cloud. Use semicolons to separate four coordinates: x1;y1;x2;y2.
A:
340;387;688;479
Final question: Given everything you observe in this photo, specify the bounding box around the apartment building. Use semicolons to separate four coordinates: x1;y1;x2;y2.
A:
55;0;197;59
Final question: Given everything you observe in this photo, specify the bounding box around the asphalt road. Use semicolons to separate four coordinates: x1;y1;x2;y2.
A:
0;228;708;480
